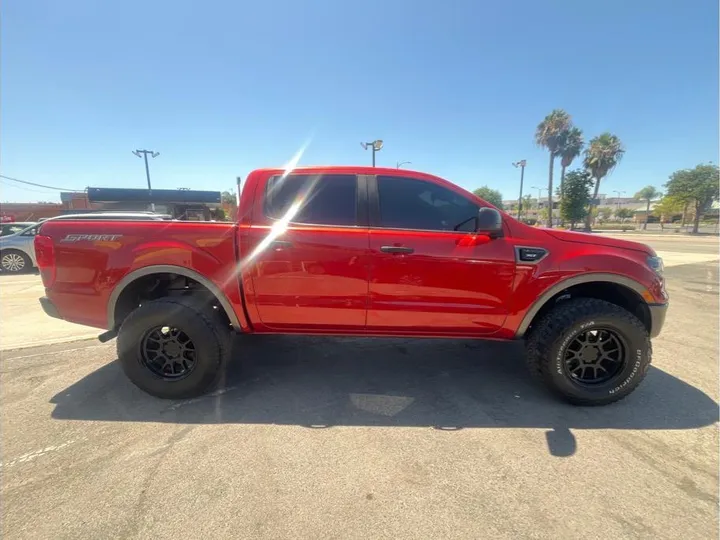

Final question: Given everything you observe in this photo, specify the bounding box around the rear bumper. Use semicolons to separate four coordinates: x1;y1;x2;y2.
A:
648;302;668;338
39;296;62;320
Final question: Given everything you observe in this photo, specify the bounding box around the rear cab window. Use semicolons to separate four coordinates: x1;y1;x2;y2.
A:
264;174;358;226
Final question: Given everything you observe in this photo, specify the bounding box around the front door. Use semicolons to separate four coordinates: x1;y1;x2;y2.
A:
243;173;370;331
367;175;516;335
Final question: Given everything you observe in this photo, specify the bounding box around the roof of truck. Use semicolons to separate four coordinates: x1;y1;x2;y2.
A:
250;165;444;180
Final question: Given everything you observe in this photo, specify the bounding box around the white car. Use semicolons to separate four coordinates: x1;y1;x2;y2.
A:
0;212;172;273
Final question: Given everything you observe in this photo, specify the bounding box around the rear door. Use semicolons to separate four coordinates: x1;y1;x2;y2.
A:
367;175;516;335
243;173;371;331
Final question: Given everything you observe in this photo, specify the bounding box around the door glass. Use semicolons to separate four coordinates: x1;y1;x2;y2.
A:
264;174;357;226
377;176;479;232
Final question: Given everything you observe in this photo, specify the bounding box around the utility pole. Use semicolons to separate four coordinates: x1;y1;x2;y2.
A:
133;149;160;211
361;140;384;166
513;160;526;220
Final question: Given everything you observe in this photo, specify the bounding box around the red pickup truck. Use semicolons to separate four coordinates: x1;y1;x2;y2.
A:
34;166;668;405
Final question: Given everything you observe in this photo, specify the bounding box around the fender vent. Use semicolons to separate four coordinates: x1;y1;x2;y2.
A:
516;247;548;263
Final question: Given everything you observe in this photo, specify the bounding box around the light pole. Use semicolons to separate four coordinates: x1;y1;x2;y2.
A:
613;190;626;212
133;149;160;211
397;161;411;169
513;160;526;220
531;186;547;221
361;140;383;167
531;186;547;203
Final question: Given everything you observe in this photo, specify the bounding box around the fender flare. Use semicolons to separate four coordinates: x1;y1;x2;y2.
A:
107;265;242;331
514;273;650;338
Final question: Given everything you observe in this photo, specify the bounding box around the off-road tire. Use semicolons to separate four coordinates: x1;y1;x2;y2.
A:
525;297;651;406
117;297;232;399
0;250;31;273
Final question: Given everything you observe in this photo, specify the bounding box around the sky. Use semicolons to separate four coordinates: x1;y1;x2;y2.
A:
1;0;718;204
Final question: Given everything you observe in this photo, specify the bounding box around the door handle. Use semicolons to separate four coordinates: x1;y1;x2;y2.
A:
270;240;293;250
380;245;414;254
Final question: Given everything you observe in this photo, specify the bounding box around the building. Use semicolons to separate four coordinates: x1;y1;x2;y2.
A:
0;202;64;222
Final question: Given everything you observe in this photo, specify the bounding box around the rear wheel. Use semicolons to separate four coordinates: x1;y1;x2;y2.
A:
117;297;232;399
1;250;30;273
526;298;651;406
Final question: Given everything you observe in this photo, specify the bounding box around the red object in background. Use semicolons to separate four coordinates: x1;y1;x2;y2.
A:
0;214;15;222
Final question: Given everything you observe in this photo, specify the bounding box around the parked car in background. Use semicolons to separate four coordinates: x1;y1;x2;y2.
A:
0;213;171;273
1;222;37;237
0;223;38;272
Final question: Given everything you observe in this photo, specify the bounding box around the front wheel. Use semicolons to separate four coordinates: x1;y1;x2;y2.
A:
526;298;651;406
117;297;232;399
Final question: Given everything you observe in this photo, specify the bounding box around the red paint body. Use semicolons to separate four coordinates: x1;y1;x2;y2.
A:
36;166;668;339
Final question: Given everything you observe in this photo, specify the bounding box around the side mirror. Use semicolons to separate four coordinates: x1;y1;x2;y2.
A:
476;207;503;238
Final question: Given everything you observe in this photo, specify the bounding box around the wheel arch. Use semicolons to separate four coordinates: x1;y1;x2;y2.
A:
107;265;241;331
515;273;653;338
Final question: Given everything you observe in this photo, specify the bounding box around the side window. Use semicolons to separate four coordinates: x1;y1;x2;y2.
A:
377;176;479;232
264;174;357;226
22;227;37;236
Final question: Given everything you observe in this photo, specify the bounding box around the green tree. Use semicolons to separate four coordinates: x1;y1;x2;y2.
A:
616;208;635;221
557;126;584;195
652;195;685;227
221;190;236;205
664;163;720;233
559;169;593;229
596;206;614;222
583;133;625;230
473;186;504;210
634;185;662;230
535;109;572;228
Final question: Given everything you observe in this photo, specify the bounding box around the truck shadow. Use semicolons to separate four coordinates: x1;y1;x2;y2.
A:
50;335;718;457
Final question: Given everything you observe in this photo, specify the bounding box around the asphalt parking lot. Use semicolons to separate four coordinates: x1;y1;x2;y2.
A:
1;234;718;539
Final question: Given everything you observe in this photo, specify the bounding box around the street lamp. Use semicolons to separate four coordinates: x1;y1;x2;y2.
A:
361;140;383;167
531;186;547;221
613;190;626;212
531;186;547;203
513;160;527;220
397;161;411;169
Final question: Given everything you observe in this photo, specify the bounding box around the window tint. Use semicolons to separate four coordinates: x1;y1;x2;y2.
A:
264;174;357;226
377;176;479;232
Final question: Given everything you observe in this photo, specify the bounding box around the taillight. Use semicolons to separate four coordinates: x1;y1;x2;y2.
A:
34;235;56;287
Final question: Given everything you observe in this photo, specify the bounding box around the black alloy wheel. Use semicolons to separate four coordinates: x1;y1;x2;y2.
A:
140;325;197;380
562;327;626;386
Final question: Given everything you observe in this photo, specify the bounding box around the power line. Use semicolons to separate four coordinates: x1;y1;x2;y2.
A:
0;174;82;192
0;179;60;194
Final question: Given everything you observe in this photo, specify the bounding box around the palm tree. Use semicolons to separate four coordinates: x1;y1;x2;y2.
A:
535;109;571;228
634;186;662;230
557;127;584;194
583;133;625;230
